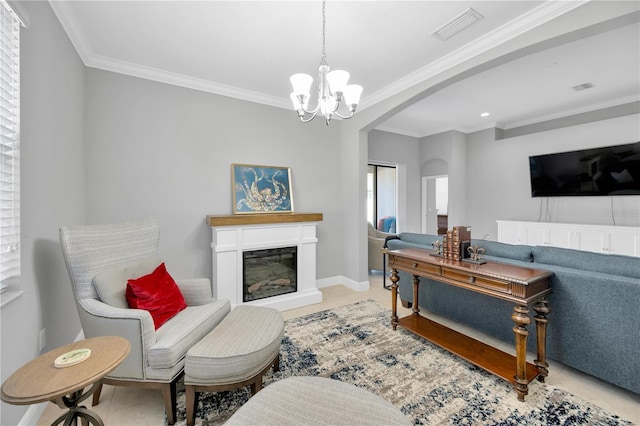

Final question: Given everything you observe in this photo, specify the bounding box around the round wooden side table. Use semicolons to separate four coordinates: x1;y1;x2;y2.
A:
1;335;130;426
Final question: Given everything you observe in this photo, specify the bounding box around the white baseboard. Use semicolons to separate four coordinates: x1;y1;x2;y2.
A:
18;404;47;426
317;276;370;292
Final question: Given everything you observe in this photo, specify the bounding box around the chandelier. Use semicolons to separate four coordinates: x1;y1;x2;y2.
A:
289;0;363;125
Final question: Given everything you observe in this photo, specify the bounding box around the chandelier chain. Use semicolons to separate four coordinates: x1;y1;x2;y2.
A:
321;0;327;65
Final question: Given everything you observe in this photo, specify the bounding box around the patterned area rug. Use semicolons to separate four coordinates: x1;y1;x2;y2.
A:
172;300;632;425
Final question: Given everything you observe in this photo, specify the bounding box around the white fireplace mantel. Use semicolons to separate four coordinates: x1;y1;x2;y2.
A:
208;213;323;311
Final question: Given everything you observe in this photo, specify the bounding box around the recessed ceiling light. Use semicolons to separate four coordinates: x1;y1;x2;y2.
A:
480;112;490;117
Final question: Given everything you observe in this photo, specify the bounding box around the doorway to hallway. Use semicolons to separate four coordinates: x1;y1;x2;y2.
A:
367;164;397;232
422;175;448;235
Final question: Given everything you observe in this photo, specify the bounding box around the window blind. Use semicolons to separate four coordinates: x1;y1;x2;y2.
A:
0;0;20;285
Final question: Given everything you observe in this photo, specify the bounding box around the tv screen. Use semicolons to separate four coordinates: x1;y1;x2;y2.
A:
529;142;640;197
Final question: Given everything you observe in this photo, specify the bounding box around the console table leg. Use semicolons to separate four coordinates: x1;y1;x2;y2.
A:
390;268;399;330
512;305;531;402
533;297;550;382
412;275;420;316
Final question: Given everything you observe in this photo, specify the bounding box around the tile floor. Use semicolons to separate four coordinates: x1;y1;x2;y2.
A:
38;274;639;425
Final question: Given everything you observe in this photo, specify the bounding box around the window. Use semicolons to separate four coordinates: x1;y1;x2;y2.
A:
0;0;21;292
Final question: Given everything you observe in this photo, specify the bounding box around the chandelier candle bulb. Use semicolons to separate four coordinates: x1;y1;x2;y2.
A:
326;69;350;95
289;73;313;96
344;84;363;110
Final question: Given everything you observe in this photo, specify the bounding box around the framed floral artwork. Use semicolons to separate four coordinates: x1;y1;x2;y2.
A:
232;164;294;214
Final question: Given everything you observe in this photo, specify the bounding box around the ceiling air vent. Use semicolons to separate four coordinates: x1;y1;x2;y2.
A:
431;8;484;41
572;83;594;91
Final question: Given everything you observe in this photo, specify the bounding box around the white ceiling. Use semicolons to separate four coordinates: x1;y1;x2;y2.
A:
50;1;640;138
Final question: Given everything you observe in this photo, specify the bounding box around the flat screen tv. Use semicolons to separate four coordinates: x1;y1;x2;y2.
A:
529;142;640;197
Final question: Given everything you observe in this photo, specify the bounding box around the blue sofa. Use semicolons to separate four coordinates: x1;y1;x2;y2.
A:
385;232;640;395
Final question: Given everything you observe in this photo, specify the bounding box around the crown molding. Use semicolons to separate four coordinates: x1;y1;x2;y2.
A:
372;125;422;139
48;1;92;62
7;1;30;27
377;96;639;138
363;0;588;110
50;0;586;110
503;95;640;129
88;54;291;109
48;0;290;109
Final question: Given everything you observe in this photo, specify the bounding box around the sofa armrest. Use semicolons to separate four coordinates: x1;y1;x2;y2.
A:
79;298;156;380
383;235;400;248
176;278;214;306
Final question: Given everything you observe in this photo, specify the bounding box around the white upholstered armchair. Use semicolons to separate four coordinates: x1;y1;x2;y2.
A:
59;220;230;424
368;222;395;272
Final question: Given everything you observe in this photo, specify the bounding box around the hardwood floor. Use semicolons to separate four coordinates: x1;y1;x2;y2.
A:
37;274;639;425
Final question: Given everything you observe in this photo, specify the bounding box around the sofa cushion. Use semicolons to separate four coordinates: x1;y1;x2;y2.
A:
532;245;640;279
93;256;162;308
126;262;187;329
470;239;533;263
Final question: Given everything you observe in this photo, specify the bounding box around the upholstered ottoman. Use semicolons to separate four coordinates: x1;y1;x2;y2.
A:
184;305;284;426
225;376;411;425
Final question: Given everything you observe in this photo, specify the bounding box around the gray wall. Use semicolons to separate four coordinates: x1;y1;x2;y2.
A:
420;112;640;240
1;2;85;424
415;114;640;242
466;113;640;239
83;69;344;281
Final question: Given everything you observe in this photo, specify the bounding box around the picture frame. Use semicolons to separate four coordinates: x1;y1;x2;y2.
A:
232;164;294;214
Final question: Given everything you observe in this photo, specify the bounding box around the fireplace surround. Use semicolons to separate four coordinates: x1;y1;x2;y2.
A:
208;213;323;311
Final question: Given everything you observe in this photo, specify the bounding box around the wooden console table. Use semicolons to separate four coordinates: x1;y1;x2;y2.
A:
386;248;552;401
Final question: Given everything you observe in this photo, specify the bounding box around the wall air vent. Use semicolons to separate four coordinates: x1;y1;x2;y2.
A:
431;8;484;41
572;82;594;91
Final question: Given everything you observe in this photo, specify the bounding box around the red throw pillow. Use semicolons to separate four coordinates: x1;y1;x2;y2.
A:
126;262;187;329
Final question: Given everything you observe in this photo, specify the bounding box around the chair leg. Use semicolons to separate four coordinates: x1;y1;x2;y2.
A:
273;353;280;372
185;386;197;426
250;375;264;395
163;381;178;425
91;383;103;406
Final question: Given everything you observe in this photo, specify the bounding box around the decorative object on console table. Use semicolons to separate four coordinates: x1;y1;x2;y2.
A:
232;164;294;214
437;225;472;260
452;226;471;260
431;239;443;257
461;240;471;260
441;234;447;258
465;243;487;264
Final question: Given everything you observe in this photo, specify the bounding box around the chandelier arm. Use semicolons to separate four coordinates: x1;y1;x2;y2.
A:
298;110;320;123
333;110;355;120
300;103;320;116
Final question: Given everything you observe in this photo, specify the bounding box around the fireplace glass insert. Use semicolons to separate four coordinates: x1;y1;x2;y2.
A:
243;246;297;302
